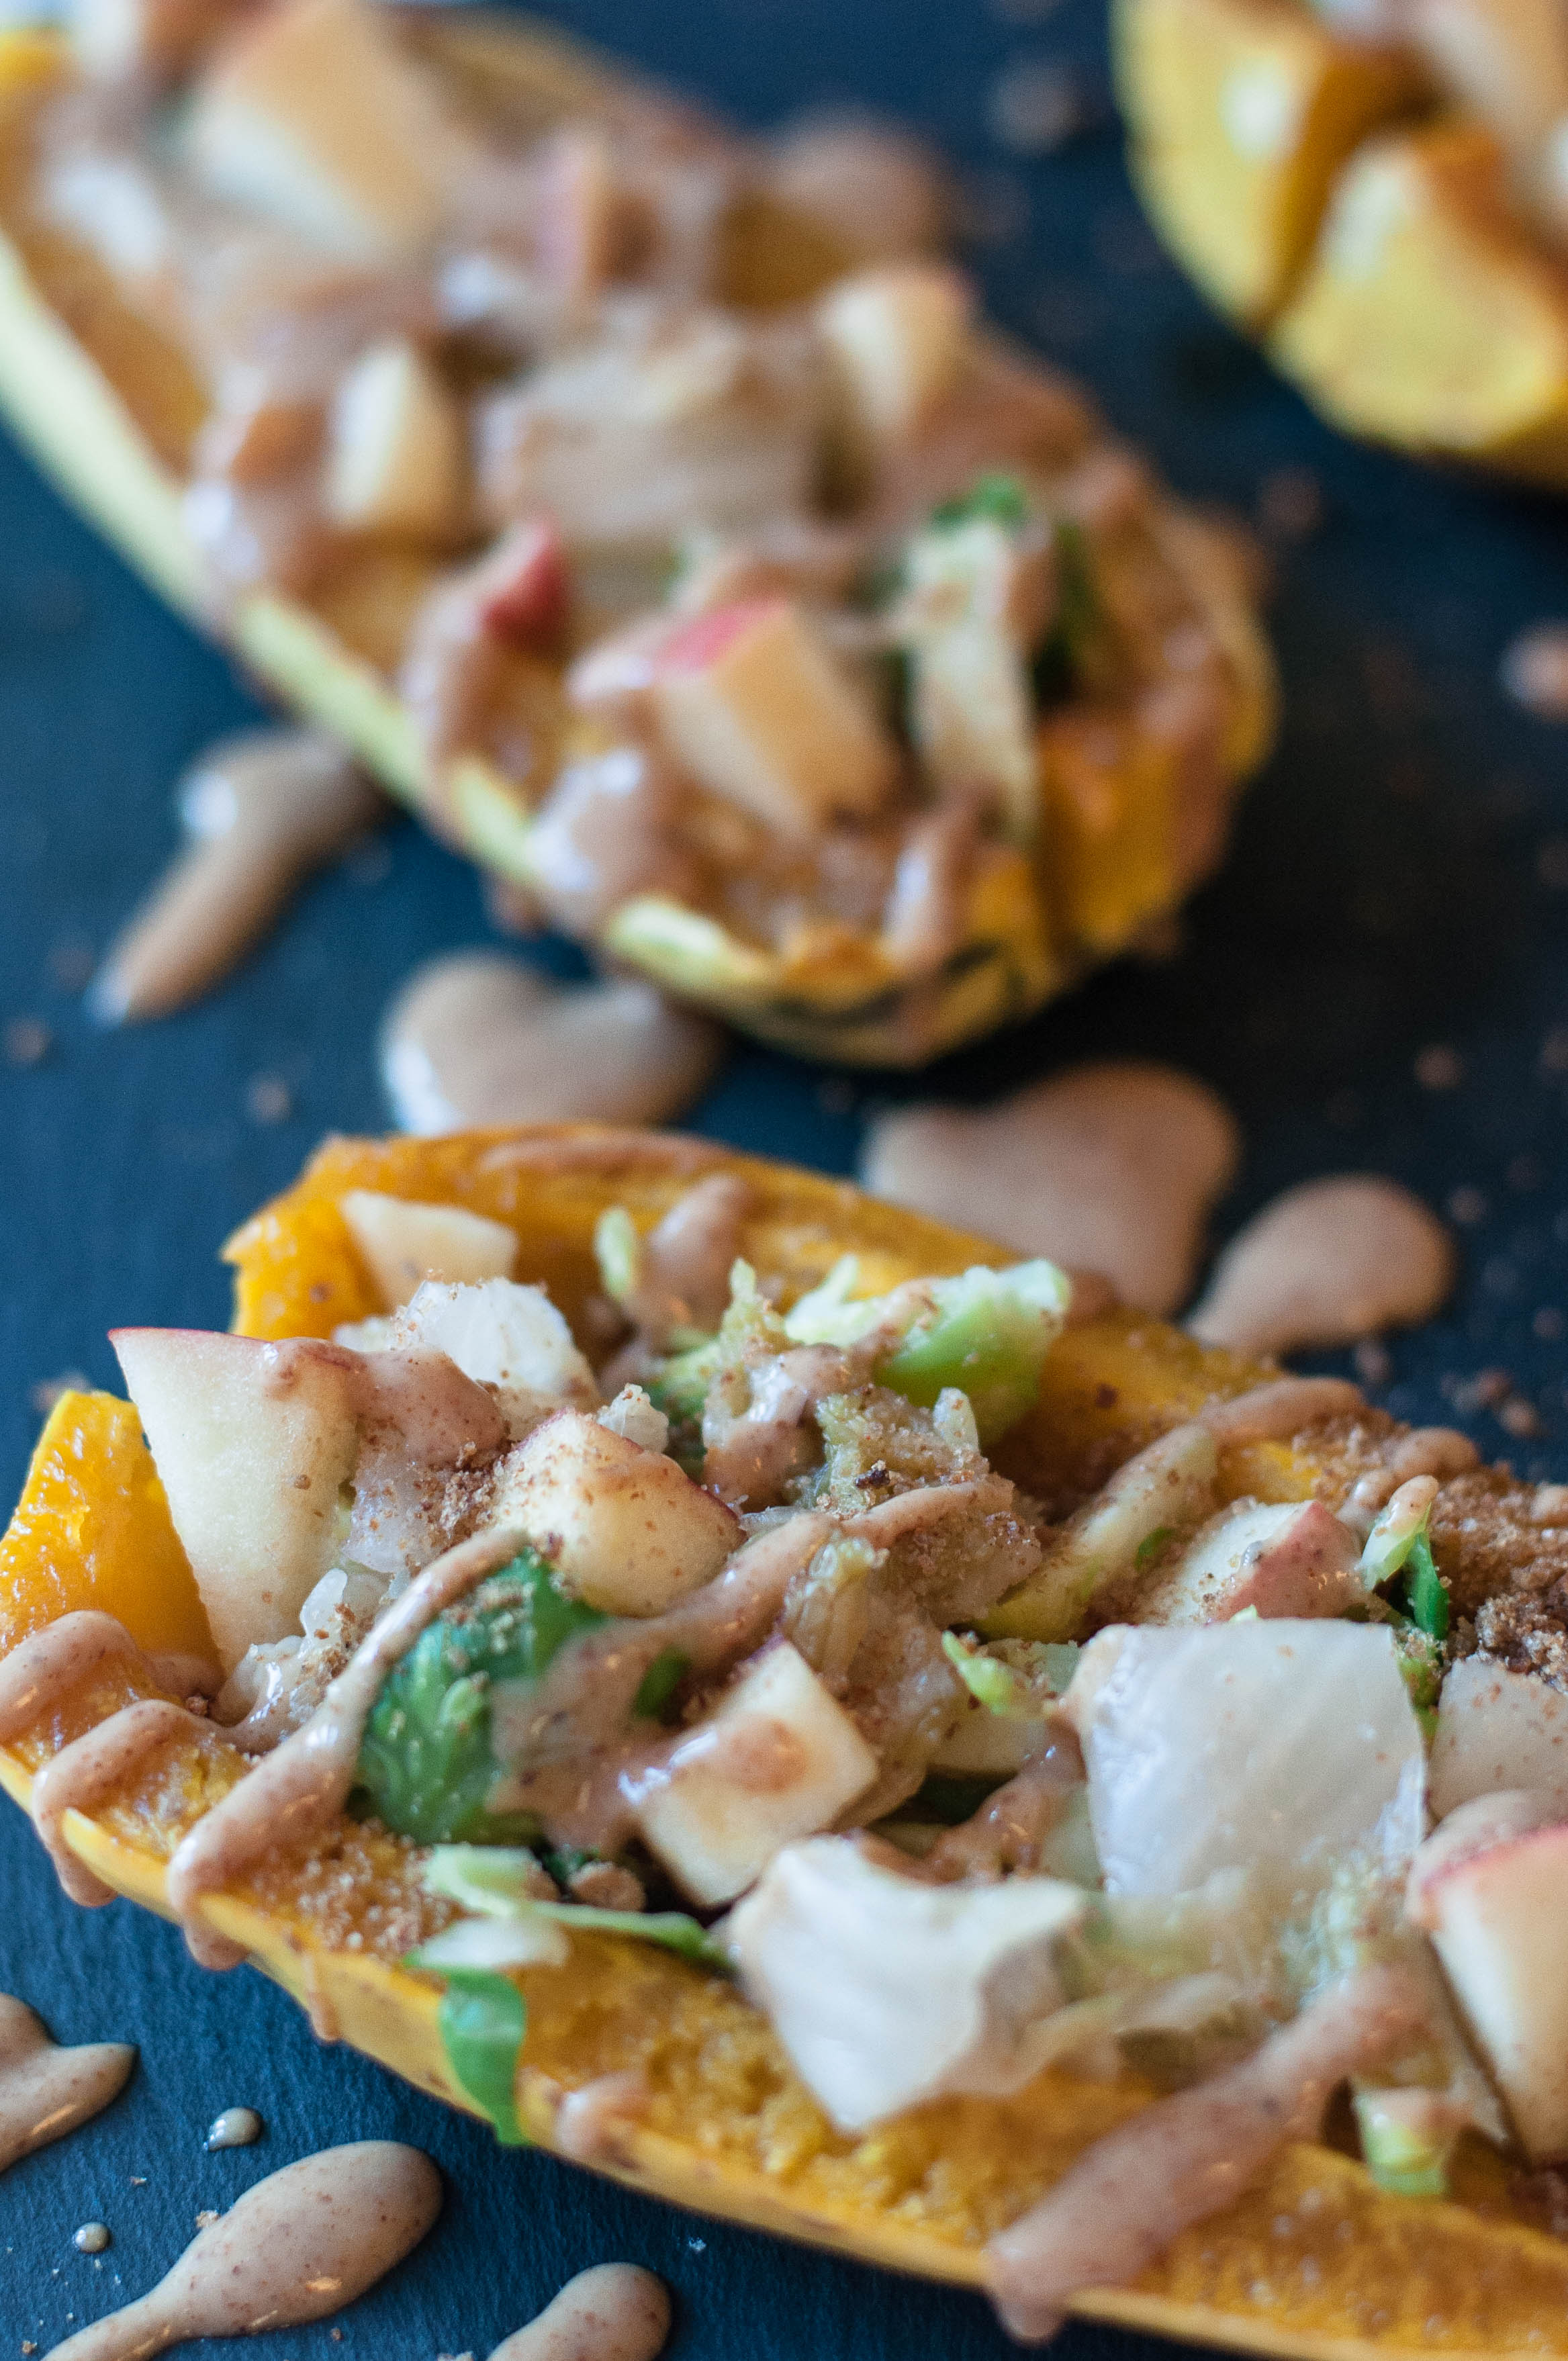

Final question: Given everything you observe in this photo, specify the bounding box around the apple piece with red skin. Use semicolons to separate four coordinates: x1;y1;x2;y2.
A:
471;516;572;653
111;1328;360;1674
1406;1790;1568;2161
649;597;898;835
1136;1497;1365;1624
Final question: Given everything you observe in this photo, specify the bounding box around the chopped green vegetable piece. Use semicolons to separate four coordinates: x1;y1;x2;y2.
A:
633;1648;688;1720
1404;1532;1448;1643
1135;1526;1176;1573
1359;1486;1434;1591
1352;2086;1454;2198
424;1847;728;1969
874;1262;1070;1444
1031;516;1102;702
593;1205;642;1307
355;1553;604;1845
420;1964;528;2146
943;1630;1032;1714
932;471;1030;530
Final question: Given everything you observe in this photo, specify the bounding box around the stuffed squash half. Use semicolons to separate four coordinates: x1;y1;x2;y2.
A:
1115;0;1568;487
0;0;1273;1065
4;1127;1568;2349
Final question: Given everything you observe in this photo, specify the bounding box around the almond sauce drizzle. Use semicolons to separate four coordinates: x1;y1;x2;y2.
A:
984;1960;1428;2342
89;731;383;1025
487;2263;670;2361
45;2141;442;2360
165;1524;529;1966
0;1612;220;1906
0;1994;134;2176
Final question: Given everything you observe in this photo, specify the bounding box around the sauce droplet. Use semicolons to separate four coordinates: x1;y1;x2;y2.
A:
203;2107;262;2151
861;1062;1240;1316
44;2140;441;2358
379;952;725;1134
487;2265;670;2361
73;2225;111;2255
0;1994;134;2176
89;731;383;1025
1188;1175;1454;1358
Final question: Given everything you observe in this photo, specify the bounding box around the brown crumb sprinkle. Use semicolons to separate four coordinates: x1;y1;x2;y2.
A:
1475;1589;1568;1690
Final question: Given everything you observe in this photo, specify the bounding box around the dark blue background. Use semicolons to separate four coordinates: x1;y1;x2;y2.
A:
3;0;1567;2350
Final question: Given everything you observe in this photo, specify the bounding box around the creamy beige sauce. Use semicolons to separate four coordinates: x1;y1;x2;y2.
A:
488;2264;670;2361
204;2105;263;2150
985;1961;1426;2340
167;1525;527;1965
32;1699;203;1906
0;1610;149;1743
551;2077;651;2170
89;731;382;1025
1199;1376;1364;1444
860;1064;1240;1316
379;952;726;1136
1188;1176;1455;1358
624;1172;751;1345
0;1993;134;2176
46;2141;441;2359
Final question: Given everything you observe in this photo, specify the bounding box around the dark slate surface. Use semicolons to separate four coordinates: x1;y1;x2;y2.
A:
3;0;1568;2350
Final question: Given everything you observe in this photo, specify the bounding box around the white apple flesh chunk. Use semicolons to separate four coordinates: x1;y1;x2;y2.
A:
1407;1791;1568;2160
324;340;465;539
381;1278;598;1439
635;1643;878;1906
338;1191;517;1311
650;598;898;835
727;1835;1086;2129
1061;1619;1426;1895
186;0;460;263
1429;1657;1568;1819
111;1329;359;1674
487;1409;739;1615
818;262;973;441
1136;1499;1365;1624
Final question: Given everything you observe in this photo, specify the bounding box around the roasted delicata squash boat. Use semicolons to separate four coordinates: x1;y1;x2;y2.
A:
0;0;1274;1066
1116;0;1568;485
5;1129;1568;2349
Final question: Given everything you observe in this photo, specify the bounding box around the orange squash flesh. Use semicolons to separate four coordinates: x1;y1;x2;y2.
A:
1;1125;1566;2356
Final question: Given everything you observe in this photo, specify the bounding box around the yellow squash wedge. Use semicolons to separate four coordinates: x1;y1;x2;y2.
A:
3;1125;1568;2354
1114;0;1568;486
0;17;1274;1067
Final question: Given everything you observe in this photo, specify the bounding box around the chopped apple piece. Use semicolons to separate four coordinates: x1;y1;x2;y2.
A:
1062;1619;1425;1894
469;517;571;651
727;1836;1086;2127
110;1329;359;1673
381;1278;598;1438
818;263;974;440
651;598;898;834
1406;1794;1568;2159
339;1191;517;1311
324;340;466;539
897;516;1052;839
1429;1657;1568;1818
488;1409;739;1615
185;0;460;263
1136;1497;1364;1623
635;1642;878;1905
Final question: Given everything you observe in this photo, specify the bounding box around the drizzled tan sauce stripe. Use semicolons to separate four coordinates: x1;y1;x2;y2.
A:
46;2142;441;2360
167;1524;528;1967
985;1961;1426;2342
488;2264;670;2361
32;1700;204;1906
0;1994;134;2176
1199;1376;1364;1443
89;731;383;1025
